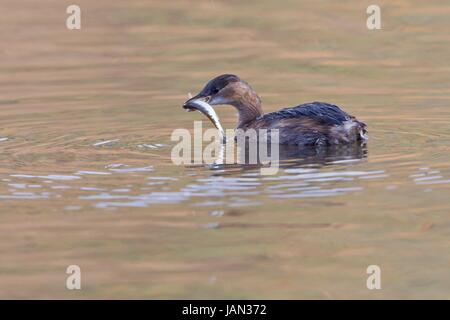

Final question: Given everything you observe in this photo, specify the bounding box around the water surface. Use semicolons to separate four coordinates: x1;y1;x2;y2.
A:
0;0;450;298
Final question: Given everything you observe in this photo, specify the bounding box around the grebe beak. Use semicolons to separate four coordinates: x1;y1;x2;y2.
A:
183;92;208;112
183;92;210;111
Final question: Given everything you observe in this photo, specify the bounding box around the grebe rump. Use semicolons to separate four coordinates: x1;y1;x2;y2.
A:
184;74;367;146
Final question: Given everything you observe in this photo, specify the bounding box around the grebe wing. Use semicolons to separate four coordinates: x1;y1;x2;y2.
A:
261;101;352;126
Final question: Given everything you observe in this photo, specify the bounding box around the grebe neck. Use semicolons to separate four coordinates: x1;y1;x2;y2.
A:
232;90;263;128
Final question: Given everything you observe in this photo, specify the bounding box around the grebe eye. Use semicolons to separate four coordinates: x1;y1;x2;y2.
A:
211;88;219;95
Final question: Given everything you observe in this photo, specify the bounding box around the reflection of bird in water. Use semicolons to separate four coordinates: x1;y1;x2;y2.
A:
185;142;368;173
227;142;368;171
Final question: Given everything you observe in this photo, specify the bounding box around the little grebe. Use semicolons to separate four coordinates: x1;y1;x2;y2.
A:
184;74;367;146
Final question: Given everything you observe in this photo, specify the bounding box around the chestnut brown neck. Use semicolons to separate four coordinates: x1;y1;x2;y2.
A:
228;82;263;128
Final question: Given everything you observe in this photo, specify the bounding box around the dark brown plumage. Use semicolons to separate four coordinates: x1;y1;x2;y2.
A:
185;74;367;146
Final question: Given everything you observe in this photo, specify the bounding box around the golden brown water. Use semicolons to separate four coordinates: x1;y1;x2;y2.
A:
1;0;450;299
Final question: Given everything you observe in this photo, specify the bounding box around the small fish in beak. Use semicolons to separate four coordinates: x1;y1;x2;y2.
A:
183;94;225;143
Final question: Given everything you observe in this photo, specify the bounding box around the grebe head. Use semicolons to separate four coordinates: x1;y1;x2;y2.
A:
185;74;263;127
